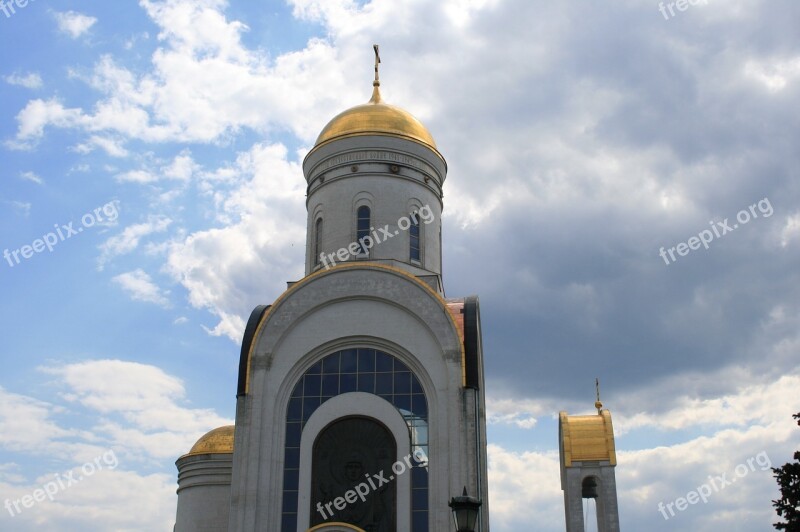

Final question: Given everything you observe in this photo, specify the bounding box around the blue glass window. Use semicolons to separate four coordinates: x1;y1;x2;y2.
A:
357;372;375;393
281;348;429;532
287;398;302;421
341;349;358;372
340;373;357;393
321;374;339;396
394;394;411;411
314;217;323;265
303;374;321;396
409;215;420;262
357;206;371;253
376;351;393;372
286;423;301;447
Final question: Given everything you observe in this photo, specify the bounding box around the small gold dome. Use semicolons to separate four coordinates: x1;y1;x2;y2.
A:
185;425;234;456
314;86;437;150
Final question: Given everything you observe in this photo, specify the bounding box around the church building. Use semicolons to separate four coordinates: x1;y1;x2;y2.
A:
174;48;491;532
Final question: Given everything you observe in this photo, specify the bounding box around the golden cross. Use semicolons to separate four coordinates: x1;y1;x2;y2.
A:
373;44;381;85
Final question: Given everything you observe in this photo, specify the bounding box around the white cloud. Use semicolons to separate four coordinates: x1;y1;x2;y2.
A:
611;373;800;435
0;360;235;531
0;469;177;531
745;56;800;93
8;201;31;217
98;215;172;269
164;142;306;341
43;360;230;437
114;169;158;183
486;397;544;429
73;135;129;158
19;171;43;185
493;370;800;439
0;463;26;484
68;163;90;174
54;11;98;39
487;444;563;530
112;269;170;307
0;387;74;455
780;213;800;247
7;98;86;149
113;152;199;184
10;2;351;146
162;150;199;181
4;72;43;89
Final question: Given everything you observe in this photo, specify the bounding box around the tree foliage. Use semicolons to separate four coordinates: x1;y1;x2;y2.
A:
773;413;800;531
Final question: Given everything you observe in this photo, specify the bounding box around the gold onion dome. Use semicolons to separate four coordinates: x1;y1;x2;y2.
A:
314;45;437;151
184;425;235;456
314;86;437;150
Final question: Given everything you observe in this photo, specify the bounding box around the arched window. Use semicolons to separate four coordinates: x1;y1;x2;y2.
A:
409;214;420;263
357;206;371;254
314;217;323;266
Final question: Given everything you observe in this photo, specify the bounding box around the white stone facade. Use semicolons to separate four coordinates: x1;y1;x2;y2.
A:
227;265;489;531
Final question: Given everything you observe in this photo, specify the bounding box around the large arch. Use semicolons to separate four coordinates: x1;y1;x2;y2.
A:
229;265;466;532
296;393;412;531
240;263;464;395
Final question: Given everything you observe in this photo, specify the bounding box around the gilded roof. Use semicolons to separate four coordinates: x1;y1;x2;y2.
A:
559;410;616;466
445;298;465;341
314;86;437;151
184;425;235;456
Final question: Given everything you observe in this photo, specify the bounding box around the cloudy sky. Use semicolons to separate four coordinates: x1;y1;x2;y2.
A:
1;0;798;530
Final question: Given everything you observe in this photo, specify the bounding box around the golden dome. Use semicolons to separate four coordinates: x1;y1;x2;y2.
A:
184;425;235;456
559;411;616;466
314;85;437;151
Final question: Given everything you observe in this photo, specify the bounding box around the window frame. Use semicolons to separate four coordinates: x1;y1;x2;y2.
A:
313;217;323;266
409;212;421;264
356;205;371;256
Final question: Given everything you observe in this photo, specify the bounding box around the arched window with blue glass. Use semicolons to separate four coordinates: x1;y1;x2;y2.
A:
409;213;421;263
314;217;323;266
281;348;429;532
356;206;371;254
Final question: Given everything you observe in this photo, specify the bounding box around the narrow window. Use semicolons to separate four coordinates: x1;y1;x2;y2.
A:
410;214;421;262
314;217;323;265
357;206;371;254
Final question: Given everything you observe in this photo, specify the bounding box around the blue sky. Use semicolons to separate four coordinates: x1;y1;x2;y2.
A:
1;0;799;530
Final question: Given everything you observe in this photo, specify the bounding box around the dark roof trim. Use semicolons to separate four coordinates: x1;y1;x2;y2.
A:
463;296;482;389
237;305;270;397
